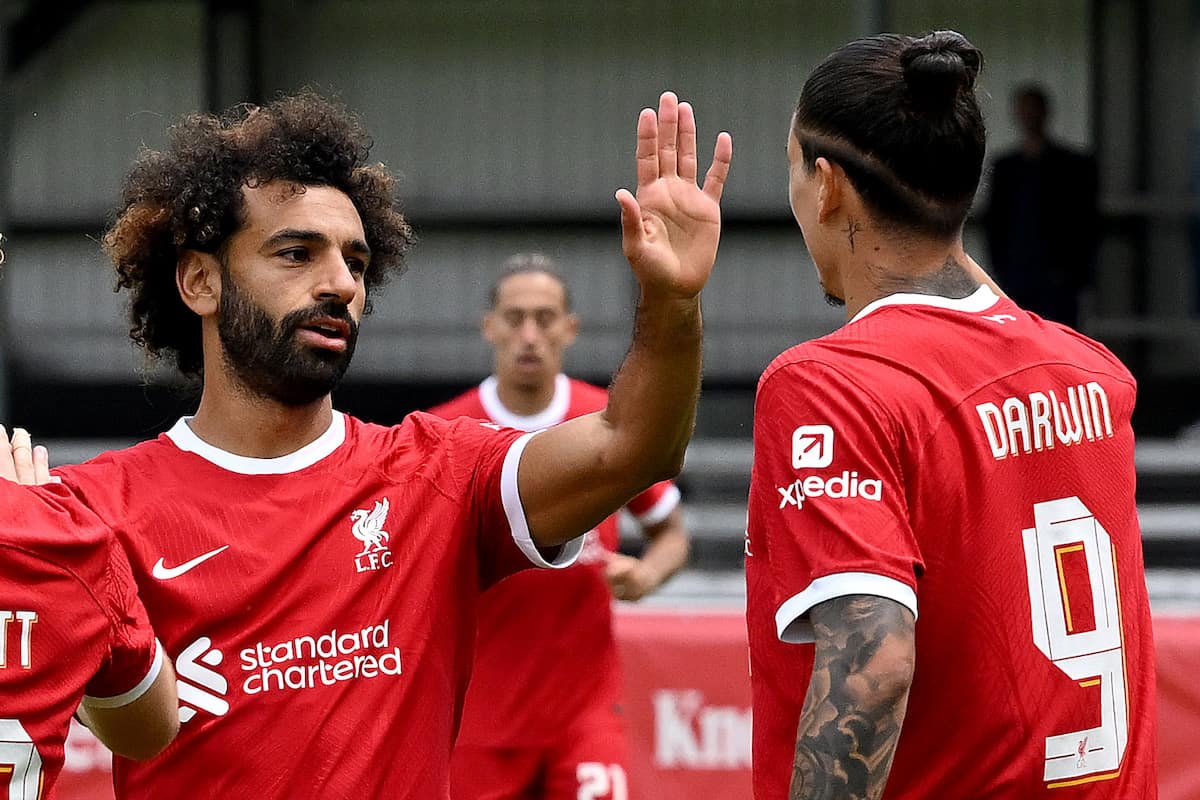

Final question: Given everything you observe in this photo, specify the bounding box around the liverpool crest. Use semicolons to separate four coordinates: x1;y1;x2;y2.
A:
351;498;394;572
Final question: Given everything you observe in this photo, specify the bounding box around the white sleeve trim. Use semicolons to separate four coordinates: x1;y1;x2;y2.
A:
500;431;584;569
775;573;918;644
633;484;681;527
82;639;164;709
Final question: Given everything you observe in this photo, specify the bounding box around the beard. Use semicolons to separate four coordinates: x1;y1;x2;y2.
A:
824;291;846;308
217;275;359;407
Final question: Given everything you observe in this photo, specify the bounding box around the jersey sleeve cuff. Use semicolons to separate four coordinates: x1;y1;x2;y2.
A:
500;431;584;570
775;573;918;644
82;639;164;710
633;483;681;526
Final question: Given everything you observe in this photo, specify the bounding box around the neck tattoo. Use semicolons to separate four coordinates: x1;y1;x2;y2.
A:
843;218;863;252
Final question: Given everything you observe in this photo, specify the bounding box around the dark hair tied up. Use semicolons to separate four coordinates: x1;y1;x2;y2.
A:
901;30;982;112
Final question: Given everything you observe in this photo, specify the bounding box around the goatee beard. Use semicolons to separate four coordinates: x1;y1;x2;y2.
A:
217;277;359;407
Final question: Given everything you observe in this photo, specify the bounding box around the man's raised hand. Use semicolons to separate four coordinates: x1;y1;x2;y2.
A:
0;426;59;485
616;92;732;299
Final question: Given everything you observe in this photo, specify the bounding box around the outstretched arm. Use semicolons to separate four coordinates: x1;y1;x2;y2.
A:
518;92;732;548
791;595;916;800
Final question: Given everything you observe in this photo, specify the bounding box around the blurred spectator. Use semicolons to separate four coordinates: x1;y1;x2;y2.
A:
982;84;1099;328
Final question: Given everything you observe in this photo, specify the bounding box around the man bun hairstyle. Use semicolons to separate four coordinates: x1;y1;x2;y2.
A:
793;30;986;238
900;30;982;112
104;91;417;376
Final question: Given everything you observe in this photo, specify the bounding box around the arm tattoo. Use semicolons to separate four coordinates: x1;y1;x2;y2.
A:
790;595;916;800
843;219;863;252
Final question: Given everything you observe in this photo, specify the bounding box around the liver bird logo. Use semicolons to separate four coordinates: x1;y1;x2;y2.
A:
351;498;391;556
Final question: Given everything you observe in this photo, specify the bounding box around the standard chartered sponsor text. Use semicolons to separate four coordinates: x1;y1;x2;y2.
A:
239;620;401;695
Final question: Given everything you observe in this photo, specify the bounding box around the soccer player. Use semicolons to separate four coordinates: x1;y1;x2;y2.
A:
37;90;729;798
430;255;690;800
0;427;178;796
744;31;1156;799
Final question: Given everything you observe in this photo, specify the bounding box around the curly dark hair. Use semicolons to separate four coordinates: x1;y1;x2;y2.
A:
104;91;416;375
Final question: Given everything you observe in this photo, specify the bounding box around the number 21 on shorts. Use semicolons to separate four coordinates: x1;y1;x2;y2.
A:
1022;496;1128;788
576;762;628;800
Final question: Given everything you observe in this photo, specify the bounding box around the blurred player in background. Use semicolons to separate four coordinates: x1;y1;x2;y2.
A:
744;31;1156;799
430;255;690;800
0;238;177;797
29;90;729;799
983;84;1099;329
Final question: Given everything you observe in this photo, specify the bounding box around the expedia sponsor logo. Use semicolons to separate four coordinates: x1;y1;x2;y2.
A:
240;621;402;696
777;471;883;510
791;425;834;469
653;690;751;769
975;381;1113;461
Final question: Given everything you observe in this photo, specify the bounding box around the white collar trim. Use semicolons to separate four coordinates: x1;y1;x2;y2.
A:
849;284;1001;324
479;374;571;432
165;411;346;475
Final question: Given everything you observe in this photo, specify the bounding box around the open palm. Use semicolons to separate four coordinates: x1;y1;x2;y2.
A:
616;93;733;298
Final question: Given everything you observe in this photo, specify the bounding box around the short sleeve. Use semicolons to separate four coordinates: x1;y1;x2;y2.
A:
447;418;584;587
625;480;681;526
749;360;922;644
82;539;163;708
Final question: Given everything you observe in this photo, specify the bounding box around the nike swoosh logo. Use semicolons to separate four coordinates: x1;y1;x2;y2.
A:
152;545;230;580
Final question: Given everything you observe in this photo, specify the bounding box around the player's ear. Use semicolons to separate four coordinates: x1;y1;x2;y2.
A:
481;310;499;344
563;312;579;347
814;156;842;224
177;250;221;317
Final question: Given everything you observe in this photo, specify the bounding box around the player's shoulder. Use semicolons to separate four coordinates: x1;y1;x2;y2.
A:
353;411;522;505
0;482;117;579
352;410;506;461
58;434;179;483
426;385;486;420
758;337;883;401
55;436;179;510
1038;318;1135;386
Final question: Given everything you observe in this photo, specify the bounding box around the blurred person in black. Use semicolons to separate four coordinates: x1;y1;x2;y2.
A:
982;84;1099;328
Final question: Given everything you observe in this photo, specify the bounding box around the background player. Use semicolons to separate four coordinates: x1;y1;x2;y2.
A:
744;31;1156;799
36;90;729;798
431;254;690;800
1;427;177;795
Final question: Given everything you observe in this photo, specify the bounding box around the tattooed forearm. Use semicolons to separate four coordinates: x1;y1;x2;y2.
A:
789;595;916;800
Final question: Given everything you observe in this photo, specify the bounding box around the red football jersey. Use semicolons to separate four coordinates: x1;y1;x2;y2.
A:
0;482;162;799
429;375;679;746
56;411;582;799
746;287;1157;799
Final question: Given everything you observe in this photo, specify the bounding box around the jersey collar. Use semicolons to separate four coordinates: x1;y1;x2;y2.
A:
479;373;571;431
849;284;1001;324
165;411;347;475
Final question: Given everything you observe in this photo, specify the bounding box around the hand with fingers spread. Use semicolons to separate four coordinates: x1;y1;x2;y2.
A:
616;92;732;299
0;426;60;486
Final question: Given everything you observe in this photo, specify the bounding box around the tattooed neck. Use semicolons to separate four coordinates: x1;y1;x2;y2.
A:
870;256;979;300
843;218;863;252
